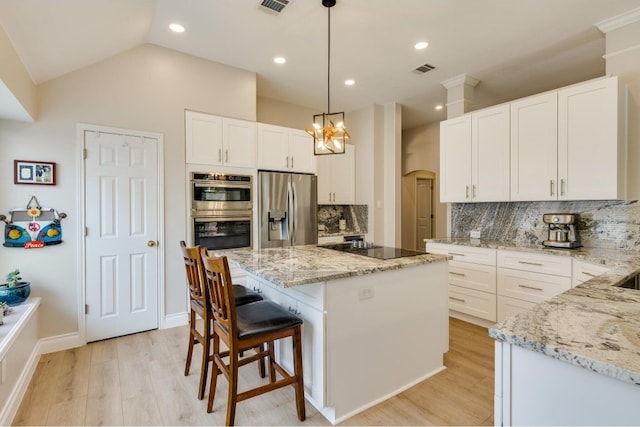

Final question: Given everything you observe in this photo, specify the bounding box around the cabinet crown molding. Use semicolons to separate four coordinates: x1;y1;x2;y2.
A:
595;6;640;33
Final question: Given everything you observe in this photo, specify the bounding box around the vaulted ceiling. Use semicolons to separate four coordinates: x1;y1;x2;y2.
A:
1;0;639;129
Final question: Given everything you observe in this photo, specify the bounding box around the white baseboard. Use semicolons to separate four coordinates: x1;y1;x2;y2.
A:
163;312;188;329
38;332;82;355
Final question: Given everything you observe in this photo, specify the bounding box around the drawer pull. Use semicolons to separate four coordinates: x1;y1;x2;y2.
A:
447;252;466;257
518;260;543;266
449;297;466;303
449;271;466;277
518;284;543;291
582;271;597;278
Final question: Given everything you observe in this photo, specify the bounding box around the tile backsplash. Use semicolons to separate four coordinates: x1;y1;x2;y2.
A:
452;200;640;251
318;205;368;235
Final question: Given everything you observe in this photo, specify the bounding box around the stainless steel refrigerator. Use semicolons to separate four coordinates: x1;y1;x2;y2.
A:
258;171;318;248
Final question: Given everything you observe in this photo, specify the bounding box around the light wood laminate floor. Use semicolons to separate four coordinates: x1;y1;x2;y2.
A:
13;317;494;426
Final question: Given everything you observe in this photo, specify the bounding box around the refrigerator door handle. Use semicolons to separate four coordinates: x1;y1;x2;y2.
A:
289;179;296;245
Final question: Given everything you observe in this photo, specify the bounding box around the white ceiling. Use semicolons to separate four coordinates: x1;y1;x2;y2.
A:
1;0;639;129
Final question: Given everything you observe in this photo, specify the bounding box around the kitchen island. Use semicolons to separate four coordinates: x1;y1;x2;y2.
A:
217;245;450;424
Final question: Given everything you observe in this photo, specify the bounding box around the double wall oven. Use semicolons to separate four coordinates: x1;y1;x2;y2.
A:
191;172;253;250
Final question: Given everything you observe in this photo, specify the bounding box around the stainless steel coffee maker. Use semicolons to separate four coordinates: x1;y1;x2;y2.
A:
543;213;581;249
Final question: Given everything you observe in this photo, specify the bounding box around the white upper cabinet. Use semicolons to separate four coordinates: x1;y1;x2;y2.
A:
510;92;558;201
558;76;622;200
317;143;355;204
472;105;510;202
185;111;256;168
441;75;630;203
440;105;510;203
257;123;316;174
440;115;472;202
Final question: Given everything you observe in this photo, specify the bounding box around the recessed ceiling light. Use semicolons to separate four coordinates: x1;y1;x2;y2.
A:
345;79;355;86
169;23;185;33
435;104;443;110
274;57;286;64
414;41;429;50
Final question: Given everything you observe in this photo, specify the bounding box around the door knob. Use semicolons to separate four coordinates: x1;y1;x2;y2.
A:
147;240;156;247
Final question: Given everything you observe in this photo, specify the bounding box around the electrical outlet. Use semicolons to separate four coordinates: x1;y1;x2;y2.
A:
470;230;481;239
358;287;374;301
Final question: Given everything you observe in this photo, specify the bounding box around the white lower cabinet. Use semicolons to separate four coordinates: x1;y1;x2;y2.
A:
245;275;325;406
496;250;571;322
572;259;610;287
427;242;497;324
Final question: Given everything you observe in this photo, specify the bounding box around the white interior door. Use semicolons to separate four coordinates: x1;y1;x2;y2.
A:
83;128;161;342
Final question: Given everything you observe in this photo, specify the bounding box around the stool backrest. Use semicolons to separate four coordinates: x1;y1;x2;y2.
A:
180;241;206;304
200;249;237;333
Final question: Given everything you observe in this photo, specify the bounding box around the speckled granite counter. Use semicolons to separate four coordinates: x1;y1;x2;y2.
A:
427;238;640;387
217;244;449;288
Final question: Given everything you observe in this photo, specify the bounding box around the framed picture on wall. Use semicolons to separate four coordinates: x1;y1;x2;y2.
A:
14;160;56;185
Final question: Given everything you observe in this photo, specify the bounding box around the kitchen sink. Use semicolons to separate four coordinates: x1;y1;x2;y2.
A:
615;274;640;290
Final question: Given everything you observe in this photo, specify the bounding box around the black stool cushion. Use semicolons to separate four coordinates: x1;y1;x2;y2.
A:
235;300;303;339
233;285;264;306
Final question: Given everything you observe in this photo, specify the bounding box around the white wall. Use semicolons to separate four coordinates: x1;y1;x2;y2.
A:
0;43;256;340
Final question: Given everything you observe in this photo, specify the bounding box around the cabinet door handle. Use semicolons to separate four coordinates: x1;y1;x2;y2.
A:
225;149;228;163
518;260;543;266
582;271;597;278
550;180;555;196
472;185;476;198
286;156;289;168
518;284;543;291
219;149;222;163
291;156;294;168
449;271;466;277
466;185;470;199
560;179;565;196
449;297;466;303
447;252;466;257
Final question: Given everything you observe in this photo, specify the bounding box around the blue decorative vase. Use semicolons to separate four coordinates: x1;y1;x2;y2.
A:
0;282;31;306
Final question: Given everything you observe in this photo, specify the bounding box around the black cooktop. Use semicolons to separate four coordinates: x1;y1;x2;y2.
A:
320;243;424;260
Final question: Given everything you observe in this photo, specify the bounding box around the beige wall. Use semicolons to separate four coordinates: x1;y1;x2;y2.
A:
0;25;36;121
402;122;447;239
256;96;317;130
0;43;256;339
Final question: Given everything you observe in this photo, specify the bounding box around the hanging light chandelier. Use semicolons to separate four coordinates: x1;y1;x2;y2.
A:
305;0;349;155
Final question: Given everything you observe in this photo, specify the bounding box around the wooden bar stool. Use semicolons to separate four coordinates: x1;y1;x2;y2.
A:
180;241;263;400
200;249;306;426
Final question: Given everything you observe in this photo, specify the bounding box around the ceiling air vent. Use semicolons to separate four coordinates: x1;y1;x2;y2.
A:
259;0;292;14
413;63;436;74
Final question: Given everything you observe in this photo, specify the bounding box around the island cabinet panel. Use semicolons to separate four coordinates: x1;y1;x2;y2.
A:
245;275;326;407
496;342;640;426
324;262;448;420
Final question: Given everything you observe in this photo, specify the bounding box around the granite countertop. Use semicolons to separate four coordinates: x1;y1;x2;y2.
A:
428;238;640;387
215;245;449;288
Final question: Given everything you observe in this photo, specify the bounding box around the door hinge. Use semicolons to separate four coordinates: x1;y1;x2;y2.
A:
85;304;89;314
83;148;87;159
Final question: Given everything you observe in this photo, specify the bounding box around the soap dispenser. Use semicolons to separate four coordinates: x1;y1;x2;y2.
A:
339;212;346;232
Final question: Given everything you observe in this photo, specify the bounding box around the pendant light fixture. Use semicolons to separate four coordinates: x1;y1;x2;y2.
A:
305;0;349;155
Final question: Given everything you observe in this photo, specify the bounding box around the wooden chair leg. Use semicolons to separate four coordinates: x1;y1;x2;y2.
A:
207;333;220;413
293;326;306;421
226;347;239;427
267;341;277;383
198;317;211;400
184;310;195;376
257;344;266;378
